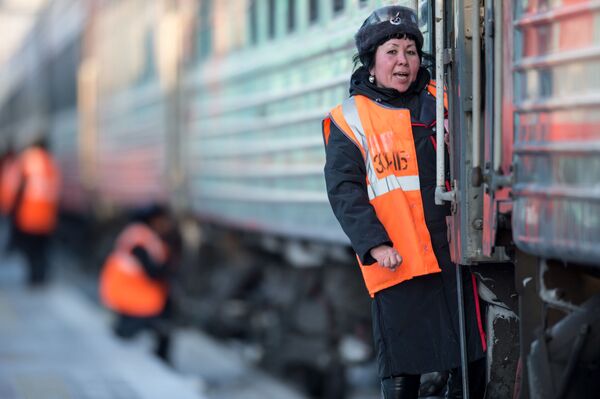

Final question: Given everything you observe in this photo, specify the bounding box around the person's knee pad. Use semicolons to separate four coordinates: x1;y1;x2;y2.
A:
381;374;420;399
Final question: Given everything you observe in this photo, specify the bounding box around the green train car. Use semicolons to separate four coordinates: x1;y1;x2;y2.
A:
1;1;599;398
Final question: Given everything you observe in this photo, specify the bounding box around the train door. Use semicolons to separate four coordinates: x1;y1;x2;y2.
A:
442;0;600;397
437;0;520;396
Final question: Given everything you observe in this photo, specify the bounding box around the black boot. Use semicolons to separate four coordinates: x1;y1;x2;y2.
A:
381;374;421;399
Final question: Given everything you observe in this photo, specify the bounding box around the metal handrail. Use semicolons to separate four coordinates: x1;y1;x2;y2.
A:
434;0;454;204
472;0;482;178
493;0;503;171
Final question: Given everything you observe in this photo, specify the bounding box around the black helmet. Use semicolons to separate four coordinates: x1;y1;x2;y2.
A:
355;6;423;60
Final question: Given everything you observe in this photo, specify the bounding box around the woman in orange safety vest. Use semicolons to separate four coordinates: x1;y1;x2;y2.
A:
100;204;178;361
322;6;486;398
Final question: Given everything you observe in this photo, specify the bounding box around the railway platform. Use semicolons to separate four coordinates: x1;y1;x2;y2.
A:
0;246;308;399
0;257;204;399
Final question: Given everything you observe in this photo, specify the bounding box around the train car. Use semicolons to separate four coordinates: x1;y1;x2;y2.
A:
0;0;599;398
0;0;86;212
175;2;390;395
442;0;600;397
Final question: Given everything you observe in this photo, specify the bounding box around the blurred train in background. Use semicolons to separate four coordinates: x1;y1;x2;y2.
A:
1;0;599;398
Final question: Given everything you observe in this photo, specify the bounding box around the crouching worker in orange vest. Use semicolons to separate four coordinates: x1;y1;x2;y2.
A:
10;138;60;286
100;204;178;363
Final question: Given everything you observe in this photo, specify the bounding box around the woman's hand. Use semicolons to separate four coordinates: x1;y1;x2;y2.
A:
369;245;402;271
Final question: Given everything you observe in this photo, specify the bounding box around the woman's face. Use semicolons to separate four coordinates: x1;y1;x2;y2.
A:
369;38;420;93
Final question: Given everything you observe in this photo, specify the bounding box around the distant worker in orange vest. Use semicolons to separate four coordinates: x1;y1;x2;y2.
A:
100;204;179;362
10;137;61;286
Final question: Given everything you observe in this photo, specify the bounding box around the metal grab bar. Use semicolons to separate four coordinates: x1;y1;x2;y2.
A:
493;0;503;172
471;0;482;186
434;0;455;205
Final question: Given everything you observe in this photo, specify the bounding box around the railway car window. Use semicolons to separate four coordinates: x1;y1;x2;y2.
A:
196;0;213;59
138;32;156;85
333;0;344;13
309;0;318;24
287;0;296;32
49;40;78;112
268;0;276;38
2;92;19;127
249;0;258;44
418;0;432;55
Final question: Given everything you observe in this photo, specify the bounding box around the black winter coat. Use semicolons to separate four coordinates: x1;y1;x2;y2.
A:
323;66;450;264
323;66;485;377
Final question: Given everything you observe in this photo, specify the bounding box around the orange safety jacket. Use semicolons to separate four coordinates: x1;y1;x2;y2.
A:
326;82;446;296
15;148;60;234
100;223;169;317
0;155;20;215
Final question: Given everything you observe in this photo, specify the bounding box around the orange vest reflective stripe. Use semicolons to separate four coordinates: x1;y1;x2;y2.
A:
99;223;168;317
328;91;443;296
0;156;20;215
16;148;60;234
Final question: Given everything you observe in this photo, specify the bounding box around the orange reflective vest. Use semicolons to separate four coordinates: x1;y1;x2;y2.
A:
100;223;169;317
15;148;60;234
0;155;20;215
327;83;445;296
